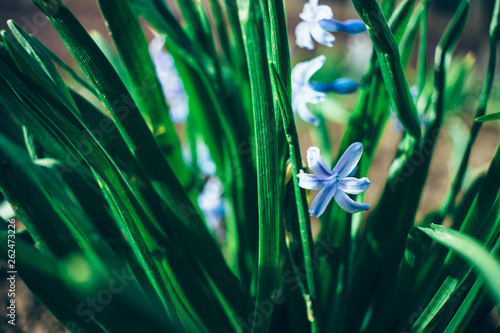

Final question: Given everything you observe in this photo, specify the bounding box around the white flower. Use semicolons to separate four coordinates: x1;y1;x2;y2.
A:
295;0;335;50
291;55;327;125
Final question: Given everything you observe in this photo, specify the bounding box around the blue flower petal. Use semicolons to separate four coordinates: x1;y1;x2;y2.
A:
330;78;360;94
334;190;369;214
338;177;371;194
309;180;338;217
318;19;341;32
332;142;363;177
307;147;334;178
297;170;329;190
341;19;368;34
319;19;367;34
309;78;360;94
348;165;358;177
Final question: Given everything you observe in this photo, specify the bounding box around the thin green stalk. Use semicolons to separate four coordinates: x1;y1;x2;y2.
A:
237;1;280;331
351;0;421;141
439;0;500;219
272;65;317;332
418;224;500;304
97;0;186;177
337;217;352;333
345;2;469;330
417;0;431;95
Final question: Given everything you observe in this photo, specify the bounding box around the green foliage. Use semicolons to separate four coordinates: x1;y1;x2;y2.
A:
0;0;499;332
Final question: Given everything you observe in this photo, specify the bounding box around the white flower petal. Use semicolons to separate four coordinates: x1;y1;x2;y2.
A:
299;3;316;22
296;98;321;125
292;61;311;86
304;88;327;104
295;21;314;50
304;55;326;82
315;5;334;21
310;23;335;47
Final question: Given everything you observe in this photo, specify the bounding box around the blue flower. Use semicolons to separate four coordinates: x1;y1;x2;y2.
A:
183;139;217;176
298;143;371;217
292;56;360;125
292;55;327;125
198;177;225;239
295;0;367;50
149;36;189;123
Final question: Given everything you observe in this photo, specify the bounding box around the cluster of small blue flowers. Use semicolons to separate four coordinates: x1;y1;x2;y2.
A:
294;0;371;217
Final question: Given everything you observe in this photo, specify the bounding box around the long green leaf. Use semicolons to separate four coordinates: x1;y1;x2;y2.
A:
272;65;316;328
98;0;186;184
237;0;280;331
345;3;469;330
351;0;421;140
418;224;500;303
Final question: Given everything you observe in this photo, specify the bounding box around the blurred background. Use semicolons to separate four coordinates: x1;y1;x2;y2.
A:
0;0;499;331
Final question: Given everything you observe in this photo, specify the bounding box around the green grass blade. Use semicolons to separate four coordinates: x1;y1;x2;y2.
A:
406;175;500;332
97;0;190;189
399;3;424;67
475;112;500;122
444;142;500;271
442;228;500;333
442;279;486;333
1;30;82;119
210;0;232;65
345;3;469;330
365;226;430;333
29;1;196;199
417;0;431;94
272;65;316;327
351;0;421;140
316;1;421;328
31;37;98;97
7;20;78;112
418;224;500;303
0;133;100;259
2;55;248;330
439;21;499;210
0;232;176;332
237;0;280;331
